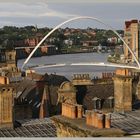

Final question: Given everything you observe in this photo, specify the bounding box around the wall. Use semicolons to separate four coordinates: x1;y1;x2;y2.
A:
0;87;14;128
113;69;132;112
15;104;32;120
62;103;83;119
0;76;9;85
51;115;125;137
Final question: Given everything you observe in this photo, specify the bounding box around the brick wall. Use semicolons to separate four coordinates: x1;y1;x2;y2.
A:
115;69;131;76
85;110;111;129
61;103;111;129
0;76;9;84
62;103;83;119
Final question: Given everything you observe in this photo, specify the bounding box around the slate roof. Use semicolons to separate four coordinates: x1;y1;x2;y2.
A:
83;84;114;110
43;73;69;86
111;110;140;135
0;118;56;137
51;110;140;136
15;79;36;99
15;74;69;117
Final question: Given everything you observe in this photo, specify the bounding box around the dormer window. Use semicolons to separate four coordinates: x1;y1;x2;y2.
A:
108;96;114;108
92;97;101;110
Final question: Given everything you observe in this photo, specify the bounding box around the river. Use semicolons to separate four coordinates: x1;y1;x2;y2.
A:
17;52;116;80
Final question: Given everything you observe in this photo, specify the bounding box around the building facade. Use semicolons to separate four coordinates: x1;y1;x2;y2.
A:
124;20;139;62
0;48;17;68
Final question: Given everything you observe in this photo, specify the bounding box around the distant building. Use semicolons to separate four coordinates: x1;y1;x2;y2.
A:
24;33;43;47
107;37;119;44
80;41;98;47
124;19;139;62
0;48;17;68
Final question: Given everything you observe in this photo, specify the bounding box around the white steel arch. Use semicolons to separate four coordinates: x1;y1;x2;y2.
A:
21;16;140;69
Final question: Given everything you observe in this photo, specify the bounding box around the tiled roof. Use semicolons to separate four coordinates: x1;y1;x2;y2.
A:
111;110;140;135
0;118;56;137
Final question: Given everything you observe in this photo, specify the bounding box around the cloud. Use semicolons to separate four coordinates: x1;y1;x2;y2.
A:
46;0;140;3
0;0;140;29
0;0;140;4
0;2;77;19
0;0;46;4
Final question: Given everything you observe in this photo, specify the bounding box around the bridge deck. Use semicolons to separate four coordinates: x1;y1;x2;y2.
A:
26;62;140;70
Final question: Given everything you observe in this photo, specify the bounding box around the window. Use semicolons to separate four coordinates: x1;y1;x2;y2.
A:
92;97;101;110
108;96;114;108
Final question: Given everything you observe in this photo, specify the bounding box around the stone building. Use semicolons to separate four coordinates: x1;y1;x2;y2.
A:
0;85;14;128
56;74;115;113
124;19;139;62
113;69;132;113
0;48;17;68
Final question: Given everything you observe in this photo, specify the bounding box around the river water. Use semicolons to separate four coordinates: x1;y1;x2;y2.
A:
17;52;116;80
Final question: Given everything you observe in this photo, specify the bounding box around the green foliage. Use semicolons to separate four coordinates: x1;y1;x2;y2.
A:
0;26;124;50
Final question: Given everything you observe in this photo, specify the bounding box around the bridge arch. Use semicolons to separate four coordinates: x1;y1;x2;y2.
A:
21;16;140;69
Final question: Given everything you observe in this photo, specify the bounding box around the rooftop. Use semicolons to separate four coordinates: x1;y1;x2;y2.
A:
1;110;140;137
112;110;140;135
0;118;56;137
52;109;140;137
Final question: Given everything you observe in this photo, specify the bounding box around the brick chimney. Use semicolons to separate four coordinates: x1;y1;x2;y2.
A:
97;113;105;129
105;113;111;128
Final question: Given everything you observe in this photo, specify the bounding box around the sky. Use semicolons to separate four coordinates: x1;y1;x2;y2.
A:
0;0;140;29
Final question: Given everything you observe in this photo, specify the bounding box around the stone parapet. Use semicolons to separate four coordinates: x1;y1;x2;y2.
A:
51;115;126;137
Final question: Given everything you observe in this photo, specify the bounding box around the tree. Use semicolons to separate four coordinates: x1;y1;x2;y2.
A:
53;32;66;53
